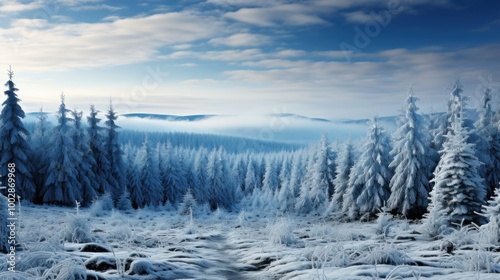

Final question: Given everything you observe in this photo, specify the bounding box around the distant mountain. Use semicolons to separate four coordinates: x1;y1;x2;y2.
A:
270;113;332;123
122;113;217;122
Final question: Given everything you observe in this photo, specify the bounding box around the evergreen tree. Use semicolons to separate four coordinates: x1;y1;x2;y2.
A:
331;139;355;211
31;108;52;203
278;152;301;212
206;147;233;210
427;112;486;227
0;69;35;201
72;109;97;205
124;144;144;209
192;147;209;204
42;94;82;205
105;102;126;204
474;87;498;197
87;105;110;195
309;133;336;210
387;88;434;218
295;150;315;213
244;159;258;195
345;118;393;220
160;142;188;205
136;137;162;207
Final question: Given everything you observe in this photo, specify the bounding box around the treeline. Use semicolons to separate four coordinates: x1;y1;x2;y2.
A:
1;73;500;230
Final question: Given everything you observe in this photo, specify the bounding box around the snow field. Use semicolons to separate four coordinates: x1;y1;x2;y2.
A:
1;204;500;279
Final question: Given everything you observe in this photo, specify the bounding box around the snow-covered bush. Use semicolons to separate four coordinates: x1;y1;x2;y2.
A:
64;215;93;243
178;189;197;216
89;194;113;217
267;217;302;247
41;258;87;280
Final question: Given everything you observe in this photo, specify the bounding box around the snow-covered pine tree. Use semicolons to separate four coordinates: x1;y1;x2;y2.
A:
482;186;500;232
0;69;35;201
387;88;434;218
474;87;497;198
42;94;83;205
104;102;126;205
160;142;188;205
278;152;301;212
136;137;163;207
261;156;279;207
350;118;393;220
244;159;258;195
206;147;233;210
72;109;97;206
192;147;209;204
309;133;336;211
87;105;110;195
295;149;314;214
427;110;486;227
31;108;52;203
124;144;144;209
330;139;355;212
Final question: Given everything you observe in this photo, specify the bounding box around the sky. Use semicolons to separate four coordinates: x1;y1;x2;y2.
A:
1;0;500;120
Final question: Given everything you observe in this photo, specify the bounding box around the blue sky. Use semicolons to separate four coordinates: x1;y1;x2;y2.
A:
1;0;499;119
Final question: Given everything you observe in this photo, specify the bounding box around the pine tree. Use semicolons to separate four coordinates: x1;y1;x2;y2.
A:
244;159;258;195
427;112;486;227
295;150;315;213
387;88;435;218
331;139;355;211
482;187;500;232
0;68;35;201
474;87;497;198
309;133;336;210
105;102;126;204
42;94;82;205
278;152;301;212
160;142;188;205
72;109;97;206
206;147;233;210
31;108;52;203
124;144;144;209
346;118;393;220
87;105;110;195
136;137;162;207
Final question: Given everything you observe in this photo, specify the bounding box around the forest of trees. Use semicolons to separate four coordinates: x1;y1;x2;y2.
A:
1;71;500;230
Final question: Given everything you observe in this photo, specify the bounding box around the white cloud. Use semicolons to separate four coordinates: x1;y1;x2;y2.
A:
0;0;42;12
209;33;271;47
225;4;329;26
0;11;223;71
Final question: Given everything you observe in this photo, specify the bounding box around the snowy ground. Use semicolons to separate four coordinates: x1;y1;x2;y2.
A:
2;203;500;279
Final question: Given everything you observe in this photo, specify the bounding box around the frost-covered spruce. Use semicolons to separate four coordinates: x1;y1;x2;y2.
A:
179;188;197;215
244;159;258;195
31;107;52;201
105;102;126;205
331;139;355;211
482;187;500;231
0;69;35;201
136;137;162;207
474;87;498;197
427;112;486;227
72;109;98;206
387;88;434;219
42;94;83;205
206;147;234;210
160;142;188;205
87;105;111;195
346;118;393;220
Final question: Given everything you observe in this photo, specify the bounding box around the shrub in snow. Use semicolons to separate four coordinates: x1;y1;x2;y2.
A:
375;210;394;237
116;191;133;211
0;195;10;253
481;187;500;243
267;218;303;247
178;189;197;215
89;194;113;217
356;244;411;266
64;215;93;243
41;258;87;280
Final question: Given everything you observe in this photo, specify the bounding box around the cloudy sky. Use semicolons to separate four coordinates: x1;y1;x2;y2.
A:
1;0;499;119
